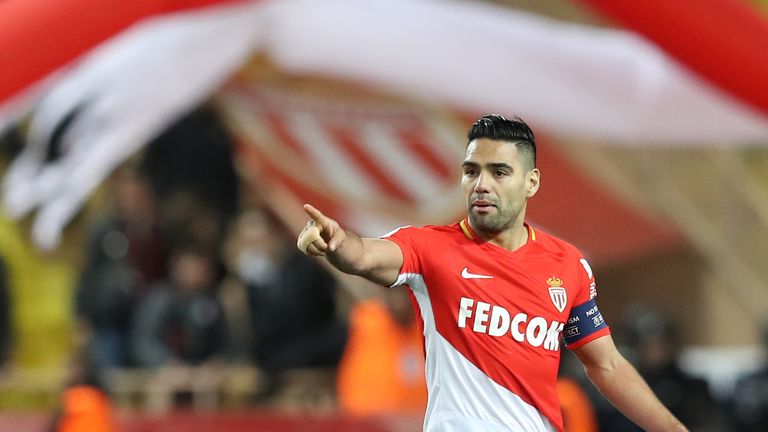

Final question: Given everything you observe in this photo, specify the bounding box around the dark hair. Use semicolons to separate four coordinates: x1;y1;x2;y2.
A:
467;114;537;168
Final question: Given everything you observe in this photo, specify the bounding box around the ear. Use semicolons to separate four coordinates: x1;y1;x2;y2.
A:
526;168;540;198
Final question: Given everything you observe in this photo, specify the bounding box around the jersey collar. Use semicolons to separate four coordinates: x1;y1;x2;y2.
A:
459;218;537;242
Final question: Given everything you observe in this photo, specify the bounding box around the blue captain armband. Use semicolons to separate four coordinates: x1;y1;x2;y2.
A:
563;298;608;347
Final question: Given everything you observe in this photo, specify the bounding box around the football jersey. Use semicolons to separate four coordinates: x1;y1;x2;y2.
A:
384;219;610;432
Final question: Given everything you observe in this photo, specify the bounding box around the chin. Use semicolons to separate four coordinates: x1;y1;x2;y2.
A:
469;216;501;233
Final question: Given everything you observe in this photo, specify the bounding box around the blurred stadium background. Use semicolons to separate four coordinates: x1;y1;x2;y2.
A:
2;0;768;431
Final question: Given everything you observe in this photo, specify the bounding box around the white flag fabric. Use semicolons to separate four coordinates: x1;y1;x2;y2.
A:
266;0;768;143
2;0;268;250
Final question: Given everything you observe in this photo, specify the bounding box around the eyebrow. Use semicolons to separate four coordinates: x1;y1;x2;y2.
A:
461;161;514;170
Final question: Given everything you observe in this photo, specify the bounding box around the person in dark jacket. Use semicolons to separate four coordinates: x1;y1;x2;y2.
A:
597;306;725;432
130;245;226;367
729;323;768;431
76;165;168;368
227;208;347;373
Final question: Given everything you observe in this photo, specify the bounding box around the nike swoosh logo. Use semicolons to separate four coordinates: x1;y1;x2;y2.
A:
461;267;494;279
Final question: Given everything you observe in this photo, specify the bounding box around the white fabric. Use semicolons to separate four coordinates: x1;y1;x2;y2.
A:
1;0;269;249
269;0;768;143
402;273;555;432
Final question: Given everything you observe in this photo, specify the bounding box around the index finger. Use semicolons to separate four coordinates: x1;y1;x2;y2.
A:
303;204;327;224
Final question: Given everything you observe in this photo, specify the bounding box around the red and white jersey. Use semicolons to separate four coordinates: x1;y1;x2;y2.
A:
384;219;610;432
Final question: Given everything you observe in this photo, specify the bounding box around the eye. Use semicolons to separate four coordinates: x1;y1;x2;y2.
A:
494;169;508;177
463;167;477;176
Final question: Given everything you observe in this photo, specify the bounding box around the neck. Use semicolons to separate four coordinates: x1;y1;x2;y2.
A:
470;218;529;252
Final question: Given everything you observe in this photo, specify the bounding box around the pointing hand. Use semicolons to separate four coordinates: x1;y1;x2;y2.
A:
297;204;345;256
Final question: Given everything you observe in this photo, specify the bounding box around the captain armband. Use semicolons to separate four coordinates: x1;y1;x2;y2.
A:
562;298;609;347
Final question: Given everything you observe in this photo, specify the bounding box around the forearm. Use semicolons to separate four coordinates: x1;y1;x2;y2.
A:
298;204;402;286
586;356;686;432
326;229;369;276
327;231;401;286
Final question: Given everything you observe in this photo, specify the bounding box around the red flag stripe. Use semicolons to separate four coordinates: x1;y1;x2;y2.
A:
234;136;345;220
264;111;309;157
0;0;233;105
577;0;768;117
397;126;455;182
325;126;414;203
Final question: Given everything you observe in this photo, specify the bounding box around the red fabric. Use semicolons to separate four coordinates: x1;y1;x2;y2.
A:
0;0;231;105
577;0;768;117
386;222;605;431
0;412;413;432
564;326;611;351
123;412;392;432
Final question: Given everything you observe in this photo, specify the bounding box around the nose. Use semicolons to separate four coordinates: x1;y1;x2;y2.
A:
473;171;491;194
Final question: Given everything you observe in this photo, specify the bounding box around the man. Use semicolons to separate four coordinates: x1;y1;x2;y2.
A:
297;114;686;431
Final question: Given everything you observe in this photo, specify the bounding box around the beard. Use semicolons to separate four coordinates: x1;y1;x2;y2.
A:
468;203;521;234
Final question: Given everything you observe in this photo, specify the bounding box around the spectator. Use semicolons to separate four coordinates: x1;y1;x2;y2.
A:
597;306;724;432
337;288;427;416
129;245;226;367
557;377;598;432
230;208;347;374
50;348;118;432
729;322;768;431
75;164;168;368
218;212;256;364
141;106;239;238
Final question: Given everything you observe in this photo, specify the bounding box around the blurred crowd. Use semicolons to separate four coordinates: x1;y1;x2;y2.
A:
1;108;768;431
68;107;348;398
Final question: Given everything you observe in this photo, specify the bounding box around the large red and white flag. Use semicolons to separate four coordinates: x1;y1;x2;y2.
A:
1;0;767;249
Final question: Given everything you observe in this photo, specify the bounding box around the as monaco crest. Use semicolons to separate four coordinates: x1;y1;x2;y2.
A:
547;276;567;313
220;70;467;237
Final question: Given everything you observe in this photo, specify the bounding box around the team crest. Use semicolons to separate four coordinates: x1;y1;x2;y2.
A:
547;276;567;313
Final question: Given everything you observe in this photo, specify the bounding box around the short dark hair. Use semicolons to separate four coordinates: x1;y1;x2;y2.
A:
467;114;537;168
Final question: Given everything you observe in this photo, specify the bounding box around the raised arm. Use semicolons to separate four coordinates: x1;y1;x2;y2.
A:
297;204;404;286
574;335;688;432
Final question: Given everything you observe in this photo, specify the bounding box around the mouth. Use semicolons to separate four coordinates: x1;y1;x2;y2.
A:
471;199;496;213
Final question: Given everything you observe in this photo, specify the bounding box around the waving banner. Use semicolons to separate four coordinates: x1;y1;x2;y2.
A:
1;0;766;249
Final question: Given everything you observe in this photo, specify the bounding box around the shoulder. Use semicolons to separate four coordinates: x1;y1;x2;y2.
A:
381;223;463;243
87;214;121;238
735;367;768;388
382;223;457;236
530;226;585;258
134;285;172;316
530;226;595;281
144;283;173;304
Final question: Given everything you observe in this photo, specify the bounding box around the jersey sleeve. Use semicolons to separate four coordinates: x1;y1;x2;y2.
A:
380;225;426;287
563;257;611;350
